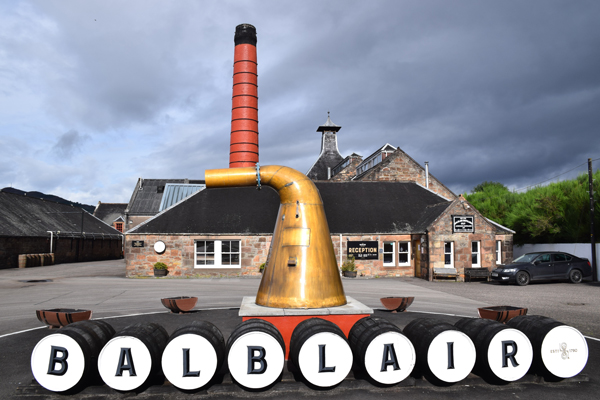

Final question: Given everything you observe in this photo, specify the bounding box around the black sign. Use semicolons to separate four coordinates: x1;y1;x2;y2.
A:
453;216;474;233
132;240;145;248
347;241;379;260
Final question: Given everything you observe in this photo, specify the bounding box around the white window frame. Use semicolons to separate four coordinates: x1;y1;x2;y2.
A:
383;241;395;266
471;241;481;267
194;239;241;269
397;241;411;266
496;240;502;264
444;242;454;268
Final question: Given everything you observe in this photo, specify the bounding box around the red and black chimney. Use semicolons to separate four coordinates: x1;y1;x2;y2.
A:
229;24;259;168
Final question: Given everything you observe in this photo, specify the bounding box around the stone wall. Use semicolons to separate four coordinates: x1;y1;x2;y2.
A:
329;156;363;181
125;233;421;278
496;234;514;265
427;198;497;281
356;149;456;200
0;236;122;269
125;234;272;278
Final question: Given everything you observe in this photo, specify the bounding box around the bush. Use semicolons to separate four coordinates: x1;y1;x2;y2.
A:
341;255;356;272
153;262;168;270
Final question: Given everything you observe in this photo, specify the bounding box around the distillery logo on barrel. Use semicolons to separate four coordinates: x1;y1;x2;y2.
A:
347;241;378;260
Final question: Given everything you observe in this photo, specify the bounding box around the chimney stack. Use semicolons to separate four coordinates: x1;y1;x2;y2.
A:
229;24;259;168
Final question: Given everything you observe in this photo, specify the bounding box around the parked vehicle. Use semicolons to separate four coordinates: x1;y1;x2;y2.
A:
491;251;592;286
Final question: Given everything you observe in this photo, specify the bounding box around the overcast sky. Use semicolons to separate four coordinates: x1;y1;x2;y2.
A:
1;0;599;205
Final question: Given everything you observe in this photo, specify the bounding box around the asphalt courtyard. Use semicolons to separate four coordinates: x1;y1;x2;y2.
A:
1;259;598;399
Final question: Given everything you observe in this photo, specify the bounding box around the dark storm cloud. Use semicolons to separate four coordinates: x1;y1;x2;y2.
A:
2;0;599;203
51;129;89;159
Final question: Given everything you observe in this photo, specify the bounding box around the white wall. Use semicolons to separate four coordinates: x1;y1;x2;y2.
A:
514;243;599;280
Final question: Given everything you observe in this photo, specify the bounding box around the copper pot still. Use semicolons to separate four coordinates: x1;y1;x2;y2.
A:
205;165;347;309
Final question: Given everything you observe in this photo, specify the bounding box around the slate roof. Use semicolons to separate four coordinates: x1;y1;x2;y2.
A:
130;181;451;235
306;133;344;181
94;203;127;225
126;179;205;216
0;192;123;238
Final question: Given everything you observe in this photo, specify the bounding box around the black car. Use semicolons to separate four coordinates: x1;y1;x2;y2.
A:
491;251;592;286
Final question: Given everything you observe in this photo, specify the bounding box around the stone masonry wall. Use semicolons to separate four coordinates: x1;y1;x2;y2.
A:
427;198;496;281
125;234;271;278
329;156;363;182
357;149;456;200
125;233;419;278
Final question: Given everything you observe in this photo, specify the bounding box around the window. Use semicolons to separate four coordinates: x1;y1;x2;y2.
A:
383;242;395;266
398;242;410;266
444;242;454;267
496;240;502;264
195;240;240;268
114;222;123;232
471;241;481;267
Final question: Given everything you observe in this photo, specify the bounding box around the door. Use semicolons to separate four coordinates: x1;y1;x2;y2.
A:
552;253;571;279
413;238;421;278
530;253;553;280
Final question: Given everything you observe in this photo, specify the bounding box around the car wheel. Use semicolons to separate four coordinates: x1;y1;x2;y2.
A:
569;269;583;284
516;271;530;286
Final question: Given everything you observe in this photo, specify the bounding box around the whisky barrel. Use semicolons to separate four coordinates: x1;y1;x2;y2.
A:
507;315;588;379
348;316;415;385
31;320;115;392
226;319;285;390
403;318;475;384
161;321;226;390
289;318;353;388
98;322;169;391
454;317;532;382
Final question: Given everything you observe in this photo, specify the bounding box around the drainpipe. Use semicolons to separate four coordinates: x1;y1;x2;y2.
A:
339;234;343;271
47;231;53;253
425;162;429;189
328;167;331;180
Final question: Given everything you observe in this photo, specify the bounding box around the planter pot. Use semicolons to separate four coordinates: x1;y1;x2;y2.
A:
380;296;414;313
154;268;168;277
161;296;198;313
36;308;92;329
343;271;357;278
478;305;527;323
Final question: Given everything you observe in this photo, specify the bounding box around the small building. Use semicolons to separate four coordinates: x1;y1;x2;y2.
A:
0;191;123;269
94;202;127;232
124;179;205;231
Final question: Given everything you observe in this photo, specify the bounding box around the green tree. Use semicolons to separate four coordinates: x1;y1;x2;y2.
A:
466;170;600;245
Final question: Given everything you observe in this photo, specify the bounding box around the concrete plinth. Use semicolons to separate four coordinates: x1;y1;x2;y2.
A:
239;296;373;359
